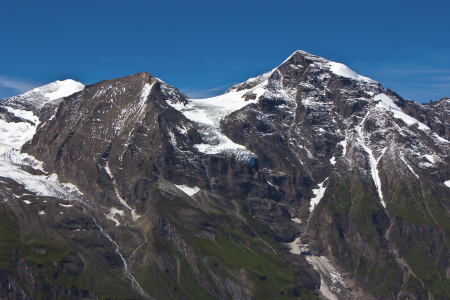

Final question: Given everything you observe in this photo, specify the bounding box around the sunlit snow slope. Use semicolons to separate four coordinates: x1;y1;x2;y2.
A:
0;80;84;199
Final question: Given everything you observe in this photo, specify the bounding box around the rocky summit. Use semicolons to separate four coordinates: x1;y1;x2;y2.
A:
0;51;450;300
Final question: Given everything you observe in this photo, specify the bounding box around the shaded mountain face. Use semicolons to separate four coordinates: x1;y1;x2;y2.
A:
0;51;450;300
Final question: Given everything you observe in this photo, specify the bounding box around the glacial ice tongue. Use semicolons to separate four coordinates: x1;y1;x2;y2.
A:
167;90;257;163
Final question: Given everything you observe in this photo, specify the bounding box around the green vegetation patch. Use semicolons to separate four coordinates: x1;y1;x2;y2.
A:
388;180;432;226
196;234;314;299
402;247;450;297
326;178;351;215
0;205;20;271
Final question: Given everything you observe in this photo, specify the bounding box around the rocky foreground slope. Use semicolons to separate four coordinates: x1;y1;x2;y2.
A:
1;51;450;299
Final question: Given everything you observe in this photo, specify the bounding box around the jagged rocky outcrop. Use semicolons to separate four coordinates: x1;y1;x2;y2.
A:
0;50;449;299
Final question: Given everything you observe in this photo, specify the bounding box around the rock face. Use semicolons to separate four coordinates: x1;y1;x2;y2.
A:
1;51;450;299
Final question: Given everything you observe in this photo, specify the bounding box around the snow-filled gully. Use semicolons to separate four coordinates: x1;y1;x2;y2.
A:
309;177;329;212
356;110;386;208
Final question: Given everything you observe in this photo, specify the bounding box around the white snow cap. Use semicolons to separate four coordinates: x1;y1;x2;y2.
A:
44;79;84;100
286;50;374;82
328;61;373;82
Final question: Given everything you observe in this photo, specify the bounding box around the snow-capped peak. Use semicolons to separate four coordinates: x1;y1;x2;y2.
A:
43;79;84;100
281;50;375;82
1;79;85;112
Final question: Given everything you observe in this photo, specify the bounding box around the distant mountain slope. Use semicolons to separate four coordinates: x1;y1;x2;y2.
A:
0;51;449;299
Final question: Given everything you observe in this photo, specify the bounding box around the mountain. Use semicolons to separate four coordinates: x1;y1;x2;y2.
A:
0;51;449;300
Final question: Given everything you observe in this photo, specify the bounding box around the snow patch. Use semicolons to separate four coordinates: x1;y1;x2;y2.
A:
291;218;301;224
424;154;435;163
44;79;84;100
114;186;140;221
433;133;449;143
105;162;113;178
0;119;36;154
38;210;45;215
2;106;39;124
23;200;31;204
338;138;348;157
309;177;328;212
105;208;125;226
59;204;73;208
328;61;373;82
330;157;336;165
419;162;434;168
375;93;429;131
176;124;189;135
175;185;200;197
444;180;450;188
399;155;419;179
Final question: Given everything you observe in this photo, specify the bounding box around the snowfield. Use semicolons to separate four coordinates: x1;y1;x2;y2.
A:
175;184;200;197
328;61;374;82
0;81;85;200
44;79;85;100
167;88;258;163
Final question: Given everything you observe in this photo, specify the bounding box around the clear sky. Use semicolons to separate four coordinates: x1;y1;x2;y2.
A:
1;0;449;102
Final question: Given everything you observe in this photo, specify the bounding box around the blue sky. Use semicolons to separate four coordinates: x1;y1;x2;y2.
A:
1;0;449;102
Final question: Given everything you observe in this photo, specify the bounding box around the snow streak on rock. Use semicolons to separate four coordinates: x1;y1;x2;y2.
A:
115;82;154;137
399;154;419;179
85;209;151;299
375;93;429;130
310;177;329;212
105;208;125;226
114;185;140;221
356;110;386;208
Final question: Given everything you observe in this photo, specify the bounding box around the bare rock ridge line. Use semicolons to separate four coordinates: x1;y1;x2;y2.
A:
0;50;449;299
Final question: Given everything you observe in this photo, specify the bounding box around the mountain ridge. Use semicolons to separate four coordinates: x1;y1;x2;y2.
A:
0;50;449;299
